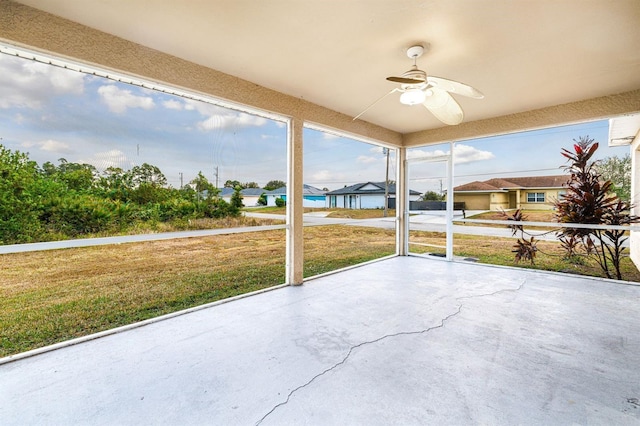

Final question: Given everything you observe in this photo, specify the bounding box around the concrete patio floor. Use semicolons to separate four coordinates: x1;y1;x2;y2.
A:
1;257;639;425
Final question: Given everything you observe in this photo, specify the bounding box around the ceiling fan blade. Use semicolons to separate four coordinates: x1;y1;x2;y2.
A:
353;88;399;121
386;76;425;85
427;76;484;99
423;88;464;125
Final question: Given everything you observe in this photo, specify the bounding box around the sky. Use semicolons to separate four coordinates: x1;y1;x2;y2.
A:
0;52;629;194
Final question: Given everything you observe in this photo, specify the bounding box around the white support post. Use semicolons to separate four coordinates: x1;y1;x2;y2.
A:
286;118;304;285
446;142;454;261
397;147;408;256
630;130;640;268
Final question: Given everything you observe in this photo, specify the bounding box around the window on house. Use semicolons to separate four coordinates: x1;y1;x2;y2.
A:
527;192;545;203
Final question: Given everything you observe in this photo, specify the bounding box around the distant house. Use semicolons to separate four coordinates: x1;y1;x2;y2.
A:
325;182;421;209
219;187;265;207
265;185;326;208
452;175;568;211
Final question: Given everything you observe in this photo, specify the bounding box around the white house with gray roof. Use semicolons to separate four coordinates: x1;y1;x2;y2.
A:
325;182;421;209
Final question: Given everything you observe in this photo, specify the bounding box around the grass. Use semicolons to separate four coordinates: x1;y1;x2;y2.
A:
2;222;638;358
247;207;396;219
456;210;557;231
409;231;640;281
0;225;395;357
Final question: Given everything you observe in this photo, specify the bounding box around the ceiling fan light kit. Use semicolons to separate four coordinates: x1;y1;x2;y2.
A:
399;88;426;105
354;44;484;125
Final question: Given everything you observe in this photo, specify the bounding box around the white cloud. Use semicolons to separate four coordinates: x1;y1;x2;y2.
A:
357;155;379;164
21;139;71;154
197;111;267;131
453;144;495;164
311;170;334;181
181;99;268;131
81;149;137;172
97;84;155;114
369;146;384;154
0;54;84;109
162;99;183;110
407;144;494;164
322;133;340;140
40;139;71;153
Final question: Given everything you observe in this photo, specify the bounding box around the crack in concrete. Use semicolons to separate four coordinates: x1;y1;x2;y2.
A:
255;306;462;425
255;280;526;425
456;279;526;301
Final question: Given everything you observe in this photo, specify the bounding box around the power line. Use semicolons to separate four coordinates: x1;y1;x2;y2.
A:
409;167;563;182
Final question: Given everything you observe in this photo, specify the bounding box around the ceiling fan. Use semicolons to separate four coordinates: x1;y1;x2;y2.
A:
354;45;484;125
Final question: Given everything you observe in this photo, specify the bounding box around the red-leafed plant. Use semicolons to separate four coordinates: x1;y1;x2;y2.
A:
554;136;638;280
507;137;637;280
501;208;538;264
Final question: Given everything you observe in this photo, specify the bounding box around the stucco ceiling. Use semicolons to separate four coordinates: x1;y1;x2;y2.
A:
13;0;640;135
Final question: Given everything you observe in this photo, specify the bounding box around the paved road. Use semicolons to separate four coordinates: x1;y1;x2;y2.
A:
245;211;561;241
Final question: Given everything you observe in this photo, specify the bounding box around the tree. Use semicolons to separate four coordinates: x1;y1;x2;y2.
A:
264;180;286;191
594;153;631;201
129;164;168;204
96;167;133;201
52;158;98;192
421;191;444;201
0;145;49;243
224;179;241;188
130;163;167;188
257;193;267;206
227;186;243;217
243;181;260;189
190;171;218;198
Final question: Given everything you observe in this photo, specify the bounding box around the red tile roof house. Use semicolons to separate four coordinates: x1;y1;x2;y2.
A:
452;175;569;211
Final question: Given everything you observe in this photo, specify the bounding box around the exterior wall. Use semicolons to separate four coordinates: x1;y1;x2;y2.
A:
518;189;564;211
242;196;260;207
359;195;385;209
453;193;490;210
489;192;510;211
268;194;325;207
326;194;415;209
266;194;285;207
222;194;259;205
303;195;326;208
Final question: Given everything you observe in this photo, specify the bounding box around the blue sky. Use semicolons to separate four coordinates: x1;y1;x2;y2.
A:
0;52;628;194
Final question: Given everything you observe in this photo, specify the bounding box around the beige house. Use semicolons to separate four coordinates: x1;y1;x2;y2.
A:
453;175;568;211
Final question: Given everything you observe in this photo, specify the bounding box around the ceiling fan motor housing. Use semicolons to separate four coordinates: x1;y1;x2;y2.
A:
402;68;427;82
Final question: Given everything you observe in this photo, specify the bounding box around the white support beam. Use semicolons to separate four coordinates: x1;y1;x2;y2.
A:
286;118;304;285
446;142;454;261
397;147;408;256
630;129;640;269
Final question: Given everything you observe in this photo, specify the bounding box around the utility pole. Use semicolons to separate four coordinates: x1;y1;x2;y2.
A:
214;166;219;189
179;172;183;189
383;148;390;218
